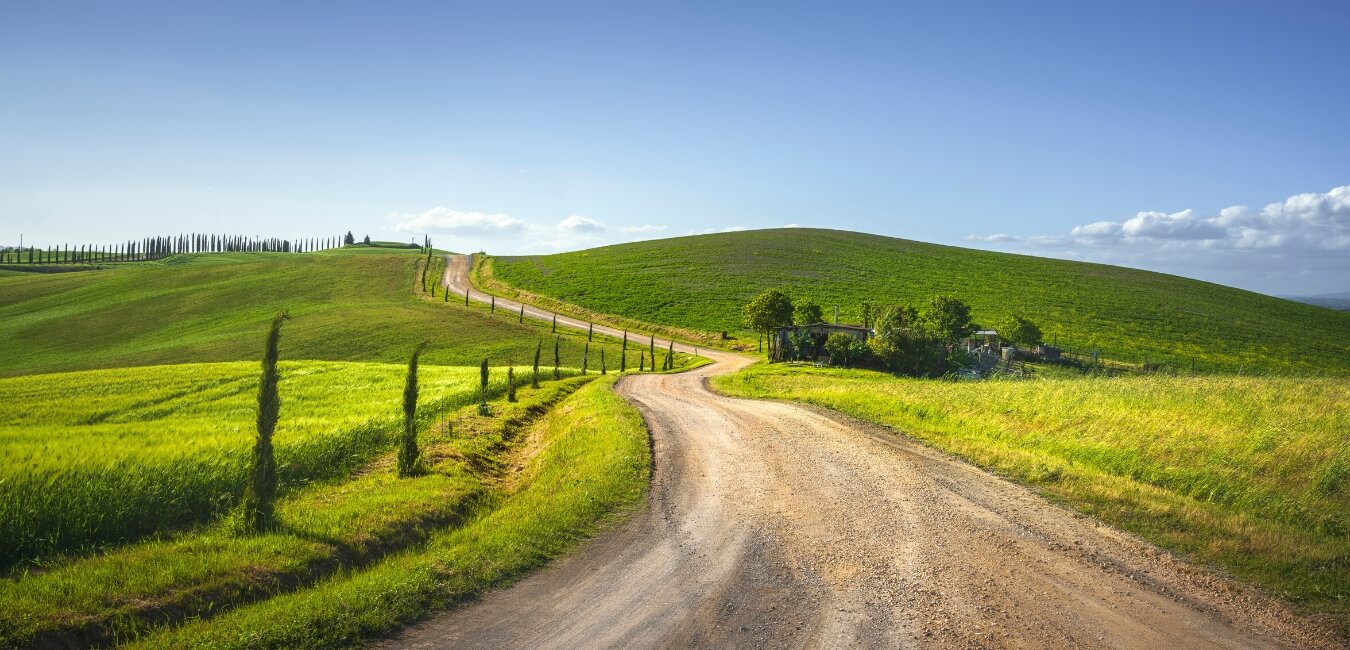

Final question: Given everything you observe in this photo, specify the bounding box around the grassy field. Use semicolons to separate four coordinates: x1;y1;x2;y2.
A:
0;372;647;648
0;248;604;376
486;228;1350;375
712;363;1350;628
0;360;563;571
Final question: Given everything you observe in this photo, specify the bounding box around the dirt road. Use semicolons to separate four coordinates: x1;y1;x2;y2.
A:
376;256;1334;648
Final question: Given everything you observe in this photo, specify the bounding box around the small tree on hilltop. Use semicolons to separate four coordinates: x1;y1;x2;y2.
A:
742;289;794;354
398;342;428;477
1001;313;1043;348
363;234;371;245
344;231;355;246
242;312;288;532
794;302;824;325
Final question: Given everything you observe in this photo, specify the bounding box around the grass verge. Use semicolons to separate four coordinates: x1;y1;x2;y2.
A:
711;363;1349;633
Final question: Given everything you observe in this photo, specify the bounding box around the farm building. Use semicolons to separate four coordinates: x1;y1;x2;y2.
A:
772;323;871;362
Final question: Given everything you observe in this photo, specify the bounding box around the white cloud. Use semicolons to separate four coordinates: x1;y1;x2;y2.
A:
389;208;524;235
619;224;668;233
782;223;802;228
557;215;605;233
964;233;1020;243
965;185;1350;294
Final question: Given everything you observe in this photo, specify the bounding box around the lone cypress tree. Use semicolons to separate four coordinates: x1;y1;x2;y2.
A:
553;336;561;380
398;343;428;477
507;367;517;402
478;358;490;415
532;340;542;388
621;331;628;372
465;288;470;305
242;312;288;532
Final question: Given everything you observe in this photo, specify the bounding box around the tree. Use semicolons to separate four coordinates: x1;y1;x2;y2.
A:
582;342;589;374
794;302;824;325
242;312;288;532
478;358;490;415
824;332;866;367
601;348;607;374
507;367;517;402
621;331;628;372
532;340;542;388
1000;313;1043;348
398;342;428;477
742;290;794;353
362;234;371;244
917;295;974;344
553;336;561;380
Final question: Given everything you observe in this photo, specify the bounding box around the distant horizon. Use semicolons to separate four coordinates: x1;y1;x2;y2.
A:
5;223;1347;302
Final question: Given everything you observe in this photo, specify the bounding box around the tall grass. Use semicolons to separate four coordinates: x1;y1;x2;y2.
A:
0;361;537;570
713;364;1350;626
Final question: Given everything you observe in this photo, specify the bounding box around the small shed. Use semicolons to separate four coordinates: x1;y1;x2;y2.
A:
772;323;871;362
965;330;999;351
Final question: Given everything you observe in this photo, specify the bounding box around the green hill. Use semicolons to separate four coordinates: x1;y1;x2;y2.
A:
486;228;1350;375
0;248;594;376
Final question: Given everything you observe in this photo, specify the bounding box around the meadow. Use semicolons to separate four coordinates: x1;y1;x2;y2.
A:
0;248;600;376
0;372;647;648
485;228;1350;375
712;363;1350;628
0;360;540;570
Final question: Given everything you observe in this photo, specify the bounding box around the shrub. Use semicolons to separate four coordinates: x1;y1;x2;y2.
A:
824;332;865;367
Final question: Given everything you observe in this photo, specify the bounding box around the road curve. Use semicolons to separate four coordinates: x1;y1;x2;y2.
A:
373;256;1335;649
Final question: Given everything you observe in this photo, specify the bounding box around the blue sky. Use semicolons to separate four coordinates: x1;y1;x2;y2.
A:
2;1;1347;295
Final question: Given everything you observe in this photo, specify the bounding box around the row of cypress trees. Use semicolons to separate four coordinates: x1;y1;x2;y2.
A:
0;233;346;265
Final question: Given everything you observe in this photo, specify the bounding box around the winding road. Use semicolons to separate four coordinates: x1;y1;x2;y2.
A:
375;256;1335;649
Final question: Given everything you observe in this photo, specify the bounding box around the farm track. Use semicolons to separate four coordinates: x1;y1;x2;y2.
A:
375;255;1338;648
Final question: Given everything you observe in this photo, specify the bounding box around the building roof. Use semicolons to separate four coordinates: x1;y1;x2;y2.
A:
974;330;999;336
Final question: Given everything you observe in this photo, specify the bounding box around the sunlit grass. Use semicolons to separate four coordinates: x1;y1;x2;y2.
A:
712;363;1350;627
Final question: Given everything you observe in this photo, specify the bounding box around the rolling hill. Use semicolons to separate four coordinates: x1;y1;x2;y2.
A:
486;228;1350;375
0;248;598;376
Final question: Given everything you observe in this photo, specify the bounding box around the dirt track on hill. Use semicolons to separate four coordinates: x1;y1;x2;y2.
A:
373;256;1337;648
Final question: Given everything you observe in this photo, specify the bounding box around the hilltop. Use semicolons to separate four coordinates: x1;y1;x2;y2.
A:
486;228;1350;375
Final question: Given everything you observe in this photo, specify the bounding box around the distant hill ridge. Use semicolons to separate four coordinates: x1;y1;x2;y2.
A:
487;228;1350;375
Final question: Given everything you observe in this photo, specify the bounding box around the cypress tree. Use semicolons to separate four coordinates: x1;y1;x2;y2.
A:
552;313;557;333
588;322;593;341
465;288;470;305
444;288;449;302
553;336;561;380
601;348;607;374
532;340;541;388
507;367;517;402
649;336;655;363
398;342;427;477
490;295;495;313
242;312;288;532
639;353;645;372
478;358;490;415
582;342;589;374
519;303;524;323
666;341;675;370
